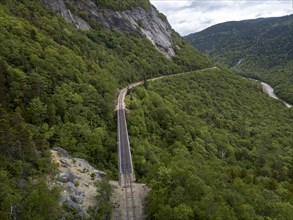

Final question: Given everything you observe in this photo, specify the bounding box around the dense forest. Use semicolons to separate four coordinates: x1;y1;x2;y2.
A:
0;0;213;218
185;15;293;104
127;68;293;219
1;0;292;219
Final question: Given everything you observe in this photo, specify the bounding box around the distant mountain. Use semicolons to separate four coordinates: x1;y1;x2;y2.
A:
185;15;293;103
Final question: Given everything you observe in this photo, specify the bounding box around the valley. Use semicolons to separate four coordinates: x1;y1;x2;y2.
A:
185;15;293;104
0;0;292;219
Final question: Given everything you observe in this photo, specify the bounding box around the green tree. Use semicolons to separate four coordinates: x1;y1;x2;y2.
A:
20;183;61;220
26;97;47;125
0;58;9;108
173;204;194;220
95;180;113;220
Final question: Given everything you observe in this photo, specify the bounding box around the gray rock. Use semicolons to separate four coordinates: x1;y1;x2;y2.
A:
60;195;67;203
57;169;76;183
68;171;76;183
71;195;83;204
42;0;176;58
77;189;83;196
67;182;83;195
96;170;107;178
120;6;175;58
58;173;69;183
52;147;69;157
76;175;82;180
64;199;81;211
60;158;70;167
79;209;88;219
76;158;90;167
66;182;77;192
43;0;90;30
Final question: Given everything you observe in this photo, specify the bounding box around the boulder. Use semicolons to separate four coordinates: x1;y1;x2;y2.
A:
64;199;80;211
57;173;69;183
71;195;83;204
60;158;70;167
52;147;69;157
57;169;76;183
96;170;107;178
67;182;83;196
68;171;76;183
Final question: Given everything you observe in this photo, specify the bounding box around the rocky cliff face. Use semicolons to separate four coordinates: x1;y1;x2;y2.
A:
43;0;91;30
43;0;176;58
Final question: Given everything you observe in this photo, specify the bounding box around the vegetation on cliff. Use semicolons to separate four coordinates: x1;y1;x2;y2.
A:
95;0;151;11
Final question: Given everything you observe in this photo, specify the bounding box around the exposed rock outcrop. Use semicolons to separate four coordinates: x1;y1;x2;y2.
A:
119;7;175;58
43;0;90;30
43;0;176;58
51;147;150;219
51;147;106;219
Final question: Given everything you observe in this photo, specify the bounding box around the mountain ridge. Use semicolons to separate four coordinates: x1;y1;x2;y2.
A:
185;15;293;103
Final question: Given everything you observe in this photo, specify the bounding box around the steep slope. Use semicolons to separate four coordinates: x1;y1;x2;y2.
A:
185;15;293;103
0;0;212;218
127;68;293;219
44;0;174;58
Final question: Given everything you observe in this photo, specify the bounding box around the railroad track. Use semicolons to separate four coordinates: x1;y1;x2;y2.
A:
122;173;136;220
116;67;217;219
117;87;136;219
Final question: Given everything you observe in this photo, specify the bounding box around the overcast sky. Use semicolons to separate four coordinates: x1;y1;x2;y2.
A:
150;0;293;35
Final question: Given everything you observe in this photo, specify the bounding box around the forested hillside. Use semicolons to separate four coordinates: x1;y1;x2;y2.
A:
185;15;293;104
127;68;293;219
1;0;292;219
0;0;213;218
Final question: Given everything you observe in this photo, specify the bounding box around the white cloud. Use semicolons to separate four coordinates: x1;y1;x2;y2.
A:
151;0;193;11
150;0;293;35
